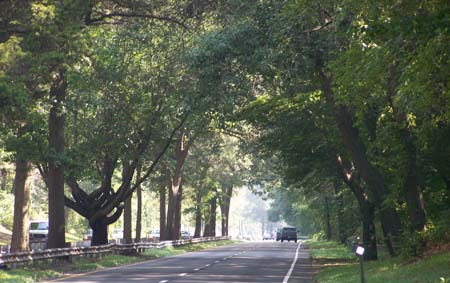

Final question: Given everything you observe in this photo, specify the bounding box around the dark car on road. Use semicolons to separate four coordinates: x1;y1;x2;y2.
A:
276;228;282;241
280;227;297;242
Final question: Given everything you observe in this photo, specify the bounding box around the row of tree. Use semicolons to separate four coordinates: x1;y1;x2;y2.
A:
232;0;449;259
0;0;253;251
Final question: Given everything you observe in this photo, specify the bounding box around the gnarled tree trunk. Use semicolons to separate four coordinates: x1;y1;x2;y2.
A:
336;154;377;260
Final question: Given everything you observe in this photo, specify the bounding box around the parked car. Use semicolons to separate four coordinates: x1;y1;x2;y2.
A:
112;229;123;239
181;230;191;240
280;227;297;243
83;229;93;241
276;228;282;241
29;220;48;241
263;232;272;240
147;229;160;241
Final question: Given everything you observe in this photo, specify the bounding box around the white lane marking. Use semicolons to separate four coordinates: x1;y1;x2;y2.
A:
194;268;201;271
214;260;220;263
283;243;301;283
158;281;168;283
205;264;210;267
179;273;187;277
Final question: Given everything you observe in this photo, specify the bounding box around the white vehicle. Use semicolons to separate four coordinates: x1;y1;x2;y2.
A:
181;230;191;240
112;229;123;239
147;229;160;241
29;221;48;241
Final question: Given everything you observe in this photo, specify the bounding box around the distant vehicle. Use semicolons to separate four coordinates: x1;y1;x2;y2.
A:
147;229;160;241
263;232;272;240
280;227;297;243
181;230;191;240
276;228;282;241
112;229;123;239
83;229;93;241
29;221;48;241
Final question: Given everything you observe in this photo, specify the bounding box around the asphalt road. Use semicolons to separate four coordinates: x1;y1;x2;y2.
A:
46;241;315;283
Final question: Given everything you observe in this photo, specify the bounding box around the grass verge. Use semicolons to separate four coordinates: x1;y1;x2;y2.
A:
0;239;238;283
306;240;355;260
316;251;450;283
307;240;450;283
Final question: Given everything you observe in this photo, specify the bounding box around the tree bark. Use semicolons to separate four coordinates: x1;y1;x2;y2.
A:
11;157;31;252
194;166;208;238
123;162;133;244
210;196;216;237
194;181;203;238
194;190;202;238
166;170;175;239
220;185;233;236
321;72;401;255
47;69;67;249
159;183;167;241
123;195;132;243
336;154;377;260
135;165;142;242
90;217;108;246
173;182;183;239
165;129;193;240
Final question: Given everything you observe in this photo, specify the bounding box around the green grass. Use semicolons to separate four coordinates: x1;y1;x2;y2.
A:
316;251;450;283
0;239;238;283
306;240;355;260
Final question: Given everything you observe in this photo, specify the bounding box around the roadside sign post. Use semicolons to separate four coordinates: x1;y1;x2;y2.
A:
355;245;365;283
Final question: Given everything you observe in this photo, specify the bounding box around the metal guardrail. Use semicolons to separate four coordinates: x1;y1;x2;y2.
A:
0;236;229;269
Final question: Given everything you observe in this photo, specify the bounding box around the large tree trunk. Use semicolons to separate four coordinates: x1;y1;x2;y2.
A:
210;196;216;237
166;172;175;239
194;167;208;238
360;198;377;260
321;72;401;256
194;183;203;238
11;157;31;252
336;154;378;260
135;166;142;242
194;191;202;238
165;130;192;240
90;217;109;246
204;195;217;237
123;195;132;244
159;184;167;241
47;69;66;249
220;185;232;237
123;162;133;244
172;183;183;239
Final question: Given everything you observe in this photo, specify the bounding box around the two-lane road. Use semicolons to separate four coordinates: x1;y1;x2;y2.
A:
47;241;314;283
